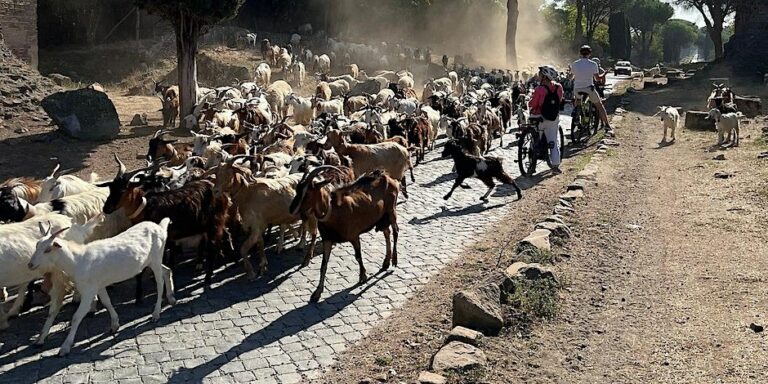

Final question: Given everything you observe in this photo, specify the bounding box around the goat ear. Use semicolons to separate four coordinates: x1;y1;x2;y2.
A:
52;240;62;249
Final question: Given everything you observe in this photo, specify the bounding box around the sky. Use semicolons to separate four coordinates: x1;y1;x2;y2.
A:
661;0;706;26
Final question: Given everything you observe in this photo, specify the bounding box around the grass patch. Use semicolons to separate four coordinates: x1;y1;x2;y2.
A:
445;366;487;384
506;278;561;320
571;151;594;173
519;247;555;265
374;355;393;367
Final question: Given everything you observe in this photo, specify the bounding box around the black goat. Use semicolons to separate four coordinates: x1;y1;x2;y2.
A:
441;140;522;202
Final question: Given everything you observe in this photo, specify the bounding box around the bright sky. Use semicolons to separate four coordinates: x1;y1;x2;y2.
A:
661;1;706;26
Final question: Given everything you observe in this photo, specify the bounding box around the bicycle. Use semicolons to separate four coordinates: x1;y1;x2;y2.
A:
570;89;600;145
516;117;565;176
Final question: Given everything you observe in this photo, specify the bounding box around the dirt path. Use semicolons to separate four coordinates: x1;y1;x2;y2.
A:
319;88;768;383
494;93;768;383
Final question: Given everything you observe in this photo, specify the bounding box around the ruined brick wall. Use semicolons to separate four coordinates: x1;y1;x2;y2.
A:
727;1;768;74
0;0;38;69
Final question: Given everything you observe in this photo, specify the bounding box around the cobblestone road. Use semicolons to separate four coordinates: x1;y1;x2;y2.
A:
0;121;573;383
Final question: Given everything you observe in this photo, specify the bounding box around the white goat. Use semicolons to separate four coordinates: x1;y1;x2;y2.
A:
315;98;345;117
0;213;72;343
286;93;313;125
290;61;306;87
656;106;680;142
707;109;743;147
28;218;176;356
38;164;97;202
255;63;272;87
24;187;109;224
314;54;331;75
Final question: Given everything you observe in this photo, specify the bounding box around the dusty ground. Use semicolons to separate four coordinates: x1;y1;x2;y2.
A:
319;85;768;383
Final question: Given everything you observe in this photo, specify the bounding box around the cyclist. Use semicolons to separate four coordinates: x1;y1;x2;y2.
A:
528;65;564;174
569;45;612;132
593;58;607;99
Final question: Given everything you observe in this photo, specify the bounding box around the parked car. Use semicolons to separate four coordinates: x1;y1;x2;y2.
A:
614;61;632;76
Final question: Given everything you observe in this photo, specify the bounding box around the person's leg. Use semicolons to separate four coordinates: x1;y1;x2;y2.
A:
542;119;561;169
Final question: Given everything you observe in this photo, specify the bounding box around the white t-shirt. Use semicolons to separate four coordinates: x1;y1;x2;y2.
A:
570;58;599;89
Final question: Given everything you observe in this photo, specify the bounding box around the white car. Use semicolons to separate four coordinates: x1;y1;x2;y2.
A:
614;61;632;76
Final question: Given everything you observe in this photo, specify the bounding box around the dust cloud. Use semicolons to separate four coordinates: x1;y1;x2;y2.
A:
328;0;557;70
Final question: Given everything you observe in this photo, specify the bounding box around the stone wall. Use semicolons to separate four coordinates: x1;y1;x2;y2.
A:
0;0;38;68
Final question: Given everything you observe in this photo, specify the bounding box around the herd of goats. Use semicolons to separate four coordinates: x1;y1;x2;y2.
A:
0;35;544;357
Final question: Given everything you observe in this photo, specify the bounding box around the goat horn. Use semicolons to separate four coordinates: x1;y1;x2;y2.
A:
49;163;61;178
113;153;126;178
301;165;339;185
153;129;163;139
51;226;70;239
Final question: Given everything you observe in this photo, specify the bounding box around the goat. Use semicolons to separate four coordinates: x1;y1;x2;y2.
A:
28;218;176;356
147;129;193;166
347;64;359;79
23;187;109;224
315;98;345;117
38;164;97;203
100;155;232;287
285;93;313;125
322;129;414;198
212;157;303;278
314;54;331;75
441;140;522;201
289;61;306;87
707;109;742;147
0;213;73;343
290;167;400;303
266;81;293;121
255;63;272;87
656;106;680;142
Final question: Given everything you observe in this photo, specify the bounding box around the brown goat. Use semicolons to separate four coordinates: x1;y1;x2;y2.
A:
289;166;400;303
146;129;193;166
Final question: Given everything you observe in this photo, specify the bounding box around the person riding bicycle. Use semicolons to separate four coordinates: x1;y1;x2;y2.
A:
569;45;612;131
593;58;607;100
528;65;564;174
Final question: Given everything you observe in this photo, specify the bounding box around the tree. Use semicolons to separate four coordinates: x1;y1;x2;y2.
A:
583;0;613;43
674;0;736;60
135;0;246;120
506;0;519;68
608;11;631;59
661;19;698;63
628;0;673;65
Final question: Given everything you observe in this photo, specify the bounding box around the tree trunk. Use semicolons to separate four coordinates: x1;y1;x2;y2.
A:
506;0;519;69
574;0;584;44
175;13;200;121
711;26;724;59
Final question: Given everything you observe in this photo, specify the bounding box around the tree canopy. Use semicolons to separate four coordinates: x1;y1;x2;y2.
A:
661;19;699;62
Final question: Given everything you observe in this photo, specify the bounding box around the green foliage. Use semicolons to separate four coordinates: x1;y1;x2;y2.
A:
135;0;246;26
628;0;673;64
608;11;632;60
661;19;698;63
507;278;560;320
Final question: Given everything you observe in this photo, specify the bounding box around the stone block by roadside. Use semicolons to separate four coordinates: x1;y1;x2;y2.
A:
431;341;487;372
446;326;484;346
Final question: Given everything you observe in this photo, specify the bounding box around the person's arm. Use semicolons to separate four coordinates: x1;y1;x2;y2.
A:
529;86;544;110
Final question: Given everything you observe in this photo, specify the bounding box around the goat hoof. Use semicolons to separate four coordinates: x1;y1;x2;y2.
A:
168;297;177;306
443;195;450;200
380;262;390;271
110;323;120;334
152;313;160;322
309;291;321;303
480;197;489;202
33;339;45;347
58;347;70;357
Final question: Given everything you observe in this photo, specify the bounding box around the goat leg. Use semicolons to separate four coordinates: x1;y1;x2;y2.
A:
239;232;259;281
444;177;465;200
134;271;144;306
381;228;392;271
352;238;367;284
310;242;334;303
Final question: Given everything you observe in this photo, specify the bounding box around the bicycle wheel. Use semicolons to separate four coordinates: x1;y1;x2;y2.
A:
517;128;537;176
590;105;600;135
559;125;565;156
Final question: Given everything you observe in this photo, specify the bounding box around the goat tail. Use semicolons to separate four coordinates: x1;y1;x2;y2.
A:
159;217;172;233
89;172;100;183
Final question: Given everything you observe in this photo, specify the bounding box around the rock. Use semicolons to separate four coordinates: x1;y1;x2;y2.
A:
713;154;726;161
624;224;643;230
605;130;616;138
129;113;148;126
734;96;761;118
535;221;571;240
358;379;373;384
600;139;620;146
615;107;627;114
758;152;768;159
431;341;487;372
47;73;72;86
417;371;447;384
518;229;551;253
41;89;120;140
447;326;484;346
750;323;764;333
374;372;388;382
560;189;584;201
714;171;734;179
685;110;716;131
568;179;587;191
87;82;106;93
554;205;575;216
544;215;566;225
13;127;29;134
452;284;503;335
503;262;559;289
558;198;574;208
597;144;609;151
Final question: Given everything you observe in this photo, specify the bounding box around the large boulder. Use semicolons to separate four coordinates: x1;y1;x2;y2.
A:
452;284;504;335
431;341;487;372
41;88;120;140
685;110;715;131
